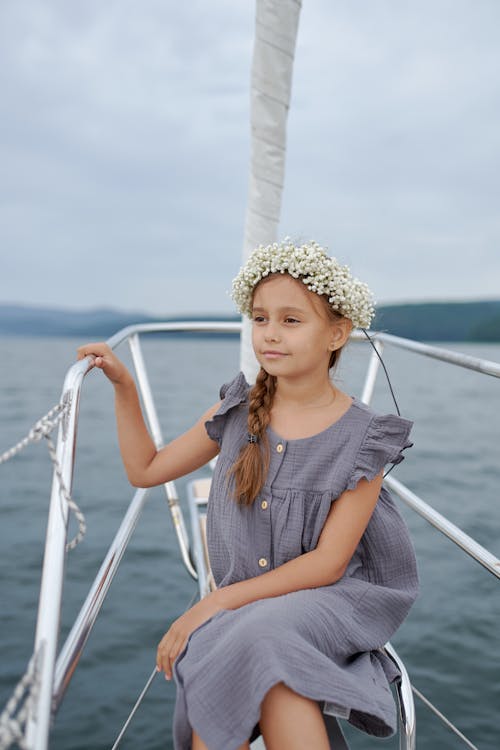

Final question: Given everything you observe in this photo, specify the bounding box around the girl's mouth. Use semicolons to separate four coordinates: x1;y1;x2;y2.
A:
263;351;288;358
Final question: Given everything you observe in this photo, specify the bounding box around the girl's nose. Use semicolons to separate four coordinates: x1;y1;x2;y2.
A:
264;324;280;342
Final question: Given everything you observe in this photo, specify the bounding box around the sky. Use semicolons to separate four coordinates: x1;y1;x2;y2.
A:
1;0;499;315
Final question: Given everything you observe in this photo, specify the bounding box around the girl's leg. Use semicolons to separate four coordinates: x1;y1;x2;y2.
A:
259;681;330;750
191;728;250;750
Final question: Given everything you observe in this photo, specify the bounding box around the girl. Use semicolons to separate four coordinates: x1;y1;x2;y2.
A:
77;239;419;750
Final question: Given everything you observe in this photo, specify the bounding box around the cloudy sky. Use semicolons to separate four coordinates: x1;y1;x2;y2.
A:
1;1;499;315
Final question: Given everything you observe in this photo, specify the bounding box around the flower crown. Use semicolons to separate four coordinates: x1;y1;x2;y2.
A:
231;239;376;329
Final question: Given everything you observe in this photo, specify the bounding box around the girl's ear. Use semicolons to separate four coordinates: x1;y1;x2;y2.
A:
329;318;353;351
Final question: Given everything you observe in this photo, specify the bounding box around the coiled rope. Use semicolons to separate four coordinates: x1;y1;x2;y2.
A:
0;400;87;747
0;646;44;750
0;397;86;550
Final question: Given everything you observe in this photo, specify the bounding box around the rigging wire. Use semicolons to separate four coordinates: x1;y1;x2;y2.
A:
359;328;408;480
110;587;200;750
360;328;401;416
109;668;158;750
412;686;479;750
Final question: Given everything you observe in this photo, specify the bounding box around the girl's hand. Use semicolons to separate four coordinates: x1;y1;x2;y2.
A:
156;593;224;680
76;342;131;386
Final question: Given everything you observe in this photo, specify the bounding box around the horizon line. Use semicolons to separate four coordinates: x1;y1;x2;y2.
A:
1;296;500;316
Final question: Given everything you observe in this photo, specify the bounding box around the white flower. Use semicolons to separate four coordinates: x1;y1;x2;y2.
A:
231;238;375;329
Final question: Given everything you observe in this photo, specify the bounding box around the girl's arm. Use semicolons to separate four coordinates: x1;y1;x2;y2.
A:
77;342;220;487
213;471;384;611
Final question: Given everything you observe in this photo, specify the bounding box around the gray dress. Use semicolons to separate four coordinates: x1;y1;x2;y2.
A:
172;372;419;750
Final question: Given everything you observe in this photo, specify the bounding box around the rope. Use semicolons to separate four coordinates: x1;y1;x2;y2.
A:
110;587;200;750
0;397;87;747
0;398;86;550
0;646;43;750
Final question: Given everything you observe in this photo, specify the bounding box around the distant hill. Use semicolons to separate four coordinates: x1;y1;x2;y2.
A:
373;300;500;342
0;304;240;338
1;301;500;341
0;305;154;337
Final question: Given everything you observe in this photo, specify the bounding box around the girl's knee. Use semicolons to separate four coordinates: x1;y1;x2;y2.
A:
260;680;289;713
192;727;250;750
261;681;323;719
192;728;209;750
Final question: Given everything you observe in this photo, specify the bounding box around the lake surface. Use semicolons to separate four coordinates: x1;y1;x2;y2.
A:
1;334;499;749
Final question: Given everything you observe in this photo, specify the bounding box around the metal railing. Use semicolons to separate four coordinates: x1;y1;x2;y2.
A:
25;322;240;750
358;330;500;581
5;322;498;749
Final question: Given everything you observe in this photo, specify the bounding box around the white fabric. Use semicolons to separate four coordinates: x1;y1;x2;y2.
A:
240;0;302;383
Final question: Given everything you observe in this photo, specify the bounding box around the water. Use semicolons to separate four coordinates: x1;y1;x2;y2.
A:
1;335;499;749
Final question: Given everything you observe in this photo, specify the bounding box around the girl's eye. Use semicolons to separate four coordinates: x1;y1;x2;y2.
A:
252;315;266;323
284;317;300;324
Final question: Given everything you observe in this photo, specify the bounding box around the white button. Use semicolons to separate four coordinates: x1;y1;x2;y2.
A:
258;557;268;567
261;500;268;510
276;443;284;453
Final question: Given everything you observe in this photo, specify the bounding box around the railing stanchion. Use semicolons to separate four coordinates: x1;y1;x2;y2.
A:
360;338;384;405
128;333;197;579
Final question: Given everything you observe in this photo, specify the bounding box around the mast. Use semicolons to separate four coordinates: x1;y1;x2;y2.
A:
240;0;302;382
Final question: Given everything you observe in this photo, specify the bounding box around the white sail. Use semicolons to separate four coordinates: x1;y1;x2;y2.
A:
240;0;302;382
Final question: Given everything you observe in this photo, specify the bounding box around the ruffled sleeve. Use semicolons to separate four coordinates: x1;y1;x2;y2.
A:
345;413;414;491
204;371;250;445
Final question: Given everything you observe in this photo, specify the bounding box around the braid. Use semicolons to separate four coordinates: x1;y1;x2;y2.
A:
228;367;276;505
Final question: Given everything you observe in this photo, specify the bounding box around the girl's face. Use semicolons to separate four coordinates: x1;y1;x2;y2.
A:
251;273;351;380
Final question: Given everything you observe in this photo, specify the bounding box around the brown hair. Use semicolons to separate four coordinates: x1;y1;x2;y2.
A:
227;366;276;506
229;276;348;506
